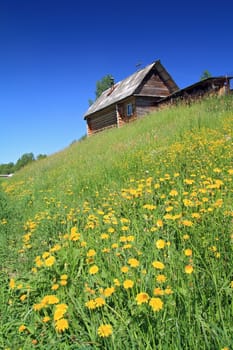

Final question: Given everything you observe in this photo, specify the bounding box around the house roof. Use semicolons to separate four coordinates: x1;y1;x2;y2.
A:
84;60;179;119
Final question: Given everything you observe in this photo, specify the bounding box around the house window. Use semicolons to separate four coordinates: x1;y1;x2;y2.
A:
127;103;133;116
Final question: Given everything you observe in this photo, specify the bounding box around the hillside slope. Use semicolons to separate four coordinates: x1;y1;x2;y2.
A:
0;95;233;349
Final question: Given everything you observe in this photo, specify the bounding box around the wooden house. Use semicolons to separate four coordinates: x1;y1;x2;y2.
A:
157;76;233;107
84;60;179;136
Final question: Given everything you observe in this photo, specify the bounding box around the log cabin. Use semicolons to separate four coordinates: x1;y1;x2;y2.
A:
157;76;233;108
84;60;179;136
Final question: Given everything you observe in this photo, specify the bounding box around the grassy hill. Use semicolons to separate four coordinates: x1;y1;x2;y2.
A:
0;95;233;349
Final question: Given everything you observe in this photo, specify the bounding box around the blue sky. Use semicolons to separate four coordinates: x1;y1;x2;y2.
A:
0;0;233;164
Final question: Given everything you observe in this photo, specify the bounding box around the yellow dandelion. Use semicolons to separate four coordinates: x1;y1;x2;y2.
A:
55;318;69;333
94;297;105;307
153;287;164;296
44;256;56;267
85;299;96;310
42;295;59;305
113;278;120;286
60;280;67;286
164;287;173;294
33;303;44;311
149;297;163;311
152;261;165;269
112;243;118;249
18;324;27;332
230;281;233;288
87;249;96;257
35;258;43;267
128;258;139;267
123;279;134;289
101;233;109;239
54;309;65;321
42;251;50;259
60;274;68;280
184;249;192;257
183;234;190;240
182;220;193;227
121;266;129;273
51;284;59;291
155;239;166;249
20;294;27;302
103;287;115;297
127;235;135;241
169;189;178;196
185;265;194;274
156;274;167;283
89;265;99;275
50;244;61;252
97;324;113;337
136;292;150;305
156;219;163;228
9;278;15;289
42;316;50;323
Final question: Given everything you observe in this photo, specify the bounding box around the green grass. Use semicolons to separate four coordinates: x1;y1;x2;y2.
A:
0;95;233;349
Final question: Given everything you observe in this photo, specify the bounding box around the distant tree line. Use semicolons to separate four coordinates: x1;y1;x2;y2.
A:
0;153;47;174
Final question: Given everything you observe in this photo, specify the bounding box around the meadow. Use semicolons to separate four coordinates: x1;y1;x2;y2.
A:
0;95;232;349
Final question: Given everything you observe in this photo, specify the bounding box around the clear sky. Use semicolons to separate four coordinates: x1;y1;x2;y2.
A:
0;0;233;164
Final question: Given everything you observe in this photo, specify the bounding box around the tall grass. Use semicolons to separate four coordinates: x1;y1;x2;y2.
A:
0;95;232;349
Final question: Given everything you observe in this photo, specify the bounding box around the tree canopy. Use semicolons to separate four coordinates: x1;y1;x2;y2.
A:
89;74;114;106
200;70;212;81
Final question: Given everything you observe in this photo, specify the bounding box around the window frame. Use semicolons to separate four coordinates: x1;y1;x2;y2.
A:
126;103;133;117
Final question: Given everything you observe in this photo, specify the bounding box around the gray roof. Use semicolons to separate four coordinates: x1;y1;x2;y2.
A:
84;60;179;119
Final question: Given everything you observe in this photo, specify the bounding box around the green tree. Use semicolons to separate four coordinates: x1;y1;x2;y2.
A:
0;162;15;174
15;153;35;171
36;154;47;161
89;75;114;105
200;70;212;81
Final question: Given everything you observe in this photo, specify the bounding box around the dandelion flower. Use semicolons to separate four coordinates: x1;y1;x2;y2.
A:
94;297;105;307
114;278;120;286
153;287;164;296
42;316;50;323
51;283;59;291
121;266;129;273
89;265;99;275
20;294;27;302
18;324;26;332
123;279;134;289
136;292;150;305
156;274;167;283
184;249;192;257
60;279;67;286
103;287;115;297
44;256;56;267
149;297;163;311
97;324;113;337
182;220;193;227
85;299;96;310
9;278;15;289
152;261;165;269
156;219;163;228
42;295;59;305
155;239;166;249
128;258;139;267
55;318;69;333
185;265;194;274
183;234;190;240
87;249;96;257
